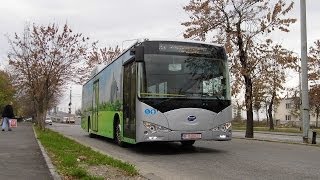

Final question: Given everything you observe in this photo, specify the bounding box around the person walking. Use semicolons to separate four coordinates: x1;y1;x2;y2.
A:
1;102;15;131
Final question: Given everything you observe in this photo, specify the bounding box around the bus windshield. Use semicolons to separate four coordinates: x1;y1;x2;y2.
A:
138;54;230;100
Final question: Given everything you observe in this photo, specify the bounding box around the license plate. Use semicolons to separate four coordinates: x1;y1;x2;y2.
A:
181;133;202;140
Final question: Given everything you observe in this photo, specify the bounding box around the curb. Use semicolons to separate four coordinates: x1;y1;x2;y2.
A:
233;129;319;139
32;126;62;180
232;136;320;147
232;130;302;136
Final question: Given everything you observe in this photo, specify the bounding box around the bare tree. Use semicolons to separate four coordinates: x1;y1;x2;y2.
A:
83;44;122;81
308;40;320;81
309;85;320;128
261;42;297;130
233;100;244;122
308;40;320;127
7;23;90;129
75;108;82;116
87;44;121;68
182;0;296;138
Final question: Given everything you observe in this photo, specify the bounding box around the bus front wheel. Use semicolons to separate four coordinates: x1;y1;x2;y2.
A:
181;140;195;146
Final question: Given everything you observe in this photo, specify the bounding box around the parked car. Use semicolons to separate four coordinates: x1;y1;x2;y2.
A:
62;117;67;123
45;117;52;125
24;117;33;122
68;117;75;123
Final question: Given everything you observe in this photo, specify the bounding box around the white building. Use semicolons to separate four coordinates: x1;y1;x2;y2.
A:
274;97;318;127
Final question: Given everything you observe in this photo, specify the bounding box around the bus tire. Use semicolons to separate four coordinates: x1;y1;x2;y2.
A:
181;140;195;146
87;116;90;132
114;119;124;147
88;117;95;138
89;132;95;138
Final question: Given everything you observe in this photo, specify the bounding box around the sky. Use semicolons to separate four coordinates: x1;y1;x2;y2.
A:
0;0;319;113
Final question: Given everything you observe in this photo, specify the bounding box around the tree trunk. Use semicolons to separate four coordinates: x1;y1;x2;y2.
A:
316;108;319;128
268;91;276;130
245;76;254;138
256;108;260;125
35;100;46;130
36;110;45;130
266;103;269;126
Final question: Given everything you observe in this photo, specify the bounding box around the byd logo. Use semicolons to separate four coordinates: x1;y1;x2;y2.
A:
187;115;197;122
144;108;157;115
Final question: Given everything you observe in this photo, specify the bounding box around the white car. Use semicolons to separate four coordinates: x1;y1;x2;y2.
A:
24;117;33;122
45;117;52;125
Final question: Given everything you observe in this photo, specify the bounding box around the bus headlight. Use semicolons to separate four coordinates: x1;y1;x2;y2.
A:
143;121;171;133
211;122;232;132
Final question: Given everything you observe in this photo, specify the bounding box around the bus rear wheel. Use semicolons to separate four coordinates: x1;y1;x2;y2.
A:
181;140;195;146
115;120;124;147
88;118;95;138
89;132;95;138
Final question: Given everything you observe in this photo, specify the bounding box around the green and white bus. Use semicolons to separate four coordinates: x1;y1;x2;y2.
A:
81;39;232;146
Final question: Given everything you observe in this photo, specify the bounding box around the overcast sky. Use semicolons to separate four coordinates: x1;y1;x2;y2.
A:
0;0;319;112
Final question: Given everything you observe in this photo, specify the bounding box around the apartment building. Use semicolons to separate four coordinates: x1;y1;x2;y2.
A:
274;97;318;127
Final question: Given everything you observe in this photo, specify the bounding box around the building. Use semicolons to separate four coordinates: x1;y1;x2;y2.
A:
274;97;318;127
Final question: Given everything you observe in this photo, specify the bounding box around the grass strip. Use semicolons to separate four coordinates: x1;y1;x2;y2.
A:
35;127;138;179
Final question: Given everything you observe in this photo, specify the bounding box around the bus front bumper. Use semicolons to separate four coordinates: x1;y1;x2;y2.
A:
139;129;232;142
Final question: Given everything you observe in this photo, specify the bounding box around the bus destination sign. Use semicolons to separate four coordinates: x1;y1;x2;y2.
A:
159;43;211;55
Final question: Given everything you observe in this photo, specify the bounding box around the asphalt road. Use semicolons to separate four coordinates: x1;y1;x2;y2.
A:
49;123;320;180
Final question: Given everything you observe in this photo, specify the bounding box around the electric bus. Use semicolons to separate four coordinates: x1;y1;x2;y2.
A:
81;39;232;146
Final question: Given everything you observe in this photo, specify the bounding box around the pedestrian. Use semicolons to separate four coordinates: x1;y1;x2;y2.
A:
1;102;15;131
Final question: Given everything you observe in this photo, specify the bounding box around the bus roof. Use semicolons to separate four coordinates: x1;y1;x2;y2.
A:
144;38;223;47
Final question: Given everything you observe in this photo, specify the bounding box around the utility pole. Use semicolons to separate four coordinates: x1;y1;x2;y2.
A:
68;89;72;114
300;0;310;143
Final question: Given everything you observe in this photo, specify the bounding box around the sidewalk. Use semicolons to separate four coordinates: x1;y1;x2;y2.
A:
0;122;52;180
232;130;318;144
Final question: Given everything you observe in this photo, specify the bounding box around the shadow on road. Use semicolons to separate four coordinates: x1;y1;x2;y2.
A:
130;141;227;155
87;134;226;155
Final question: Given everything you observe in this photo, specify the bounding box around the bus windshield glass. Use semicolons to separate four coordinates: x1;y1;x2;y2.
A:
138;53;230;100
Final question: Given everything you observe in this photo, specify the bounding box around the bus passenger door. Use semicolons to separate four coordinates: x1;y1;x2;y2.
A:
92;80;99;132
123;61;136;139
